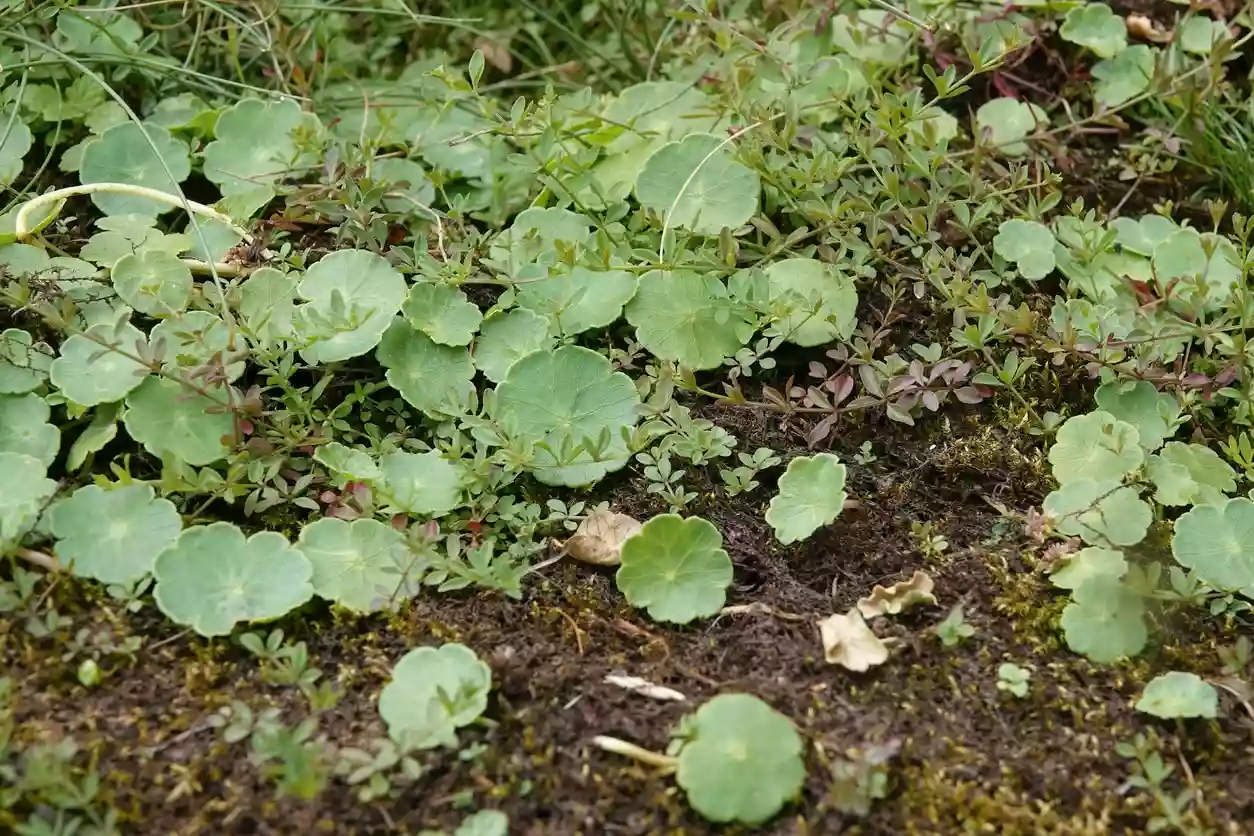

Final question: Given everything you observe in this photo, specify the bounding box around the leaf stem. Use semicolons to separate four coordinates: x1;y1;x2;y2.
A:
590;735;678;771
15;183;252;244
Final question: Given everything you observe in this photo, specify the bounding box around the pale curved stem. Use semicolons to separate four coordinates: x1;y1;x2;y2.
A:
15;183;252;242
590;735;678;770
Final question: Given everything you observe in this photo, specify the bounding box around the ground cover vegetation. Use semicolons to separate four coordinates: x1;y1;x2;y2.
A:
1;0;1254;832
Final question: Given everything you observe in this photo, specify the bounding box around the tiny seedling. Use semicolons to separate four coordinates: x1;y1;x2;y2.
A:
997;663;1032;699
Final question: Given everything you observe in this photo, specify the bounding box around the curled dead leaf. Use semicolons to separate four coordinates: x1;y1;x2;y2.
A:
563;509;643;566
856;570;937;618
817;609;889;672
1125;14;1170;42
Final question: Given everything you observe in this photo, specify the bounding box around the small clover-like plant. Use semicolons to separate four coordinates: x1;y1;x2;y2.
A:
1048;411;1143;485
0;328;53;394
1146;442;1236;507
1094;381;1179;452
472;308;553;383
314;442;381;482
1048;547;1127;590
756;258;858;347
297;517;416;612
615;514;733;624
49;321;150;407
1042;479;1151;547
516;266;637;338
993;219;1057;280
996;663;1031;698
202;98;322;197
49;484;181;585
111;248;194;315
1092;46;1154;108
378;643;492;750
153;522;314;637
766;453;848;544
975;98;1046;156
671;693;805;825
1135;672;1219;720
376;318;475;419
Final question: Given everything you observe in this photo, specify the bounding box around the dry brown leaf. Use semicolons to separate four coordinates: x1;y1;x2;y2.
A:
1125;14;1170;42
856;570;937;618
474;36;514;73
817;609;889;672
564;509;643;566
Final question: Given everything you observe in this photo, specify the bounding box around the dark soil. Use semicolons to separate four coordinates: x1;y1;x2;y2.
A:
5;407;1254;835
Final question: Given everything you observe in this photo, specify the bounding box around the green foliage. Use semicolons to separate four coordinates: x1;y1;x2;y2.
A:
624;270;751;370
153;522;313;636
672;693;805;825
123;378;234;466
401;284;482;347
202;99;321;198
49;484;180;584
378;643;492;750
634;134;760;234
1048;411;1143;485
616;515;733;624
1060;575;1147;663
1135;672;1219;719
766;453;848;545
494;345;641;486
996;662;1031;698
79;123;191;216
994;220;1056;280
296;250;406;364
296;518;414;613
0;452;56;554
0;393;59;467
1060;4;1127;58
1172;499;1254;592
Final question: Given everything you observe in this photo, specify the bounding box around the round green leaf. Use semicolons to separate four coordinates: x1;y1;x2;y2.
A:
49;321;149;407
1042;479;1151;547
472;308;553;383
994;219;1057;280
494;345;641;487
1147;442;1235;507
238;266;298;347
0;452;55;553
615;514;733;624
297;517;414;612
1049;547;1127;590
150;311;246;382
0;393;58;467
0;111;32;187
401;283;483;347
673;693;805;825
454;811;508;836
516;266;638;337
760;258;858;346
79;122;191;216
625;270;751;370
1048;411;1143;485
634;133;760;234
1173;498;1254;592
314;441;380;482
975;98;1046;156
111;248;193;315
1060;3;1127;58
0;328;53;394
154;522;313;637
1094;380;1178;452
123;377;234;466
1060;575;1147;663
50;483;181;584
488;207;593;275
371;157;435;214
1136;671;1219;719
1178;17;1229;54
766;453;848;545
1092;46;1154;108
376;318;475;418
380;450;462;516
202;98;321;196
296;249;407;364
378;643;492;749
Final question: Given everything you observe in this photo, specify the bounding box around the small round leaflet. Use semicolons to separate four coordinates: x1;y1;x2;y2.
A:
49;483;181;585
78;122;191;216
153;522;314;637
378;643;492;750
0;452;55;552
673;693;805;825
634;133;760;235
123;377;234;466
297;517;414;612
1172;498;1254;592
615;514;733;623
766;453;848;544
1135;671;1219;720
